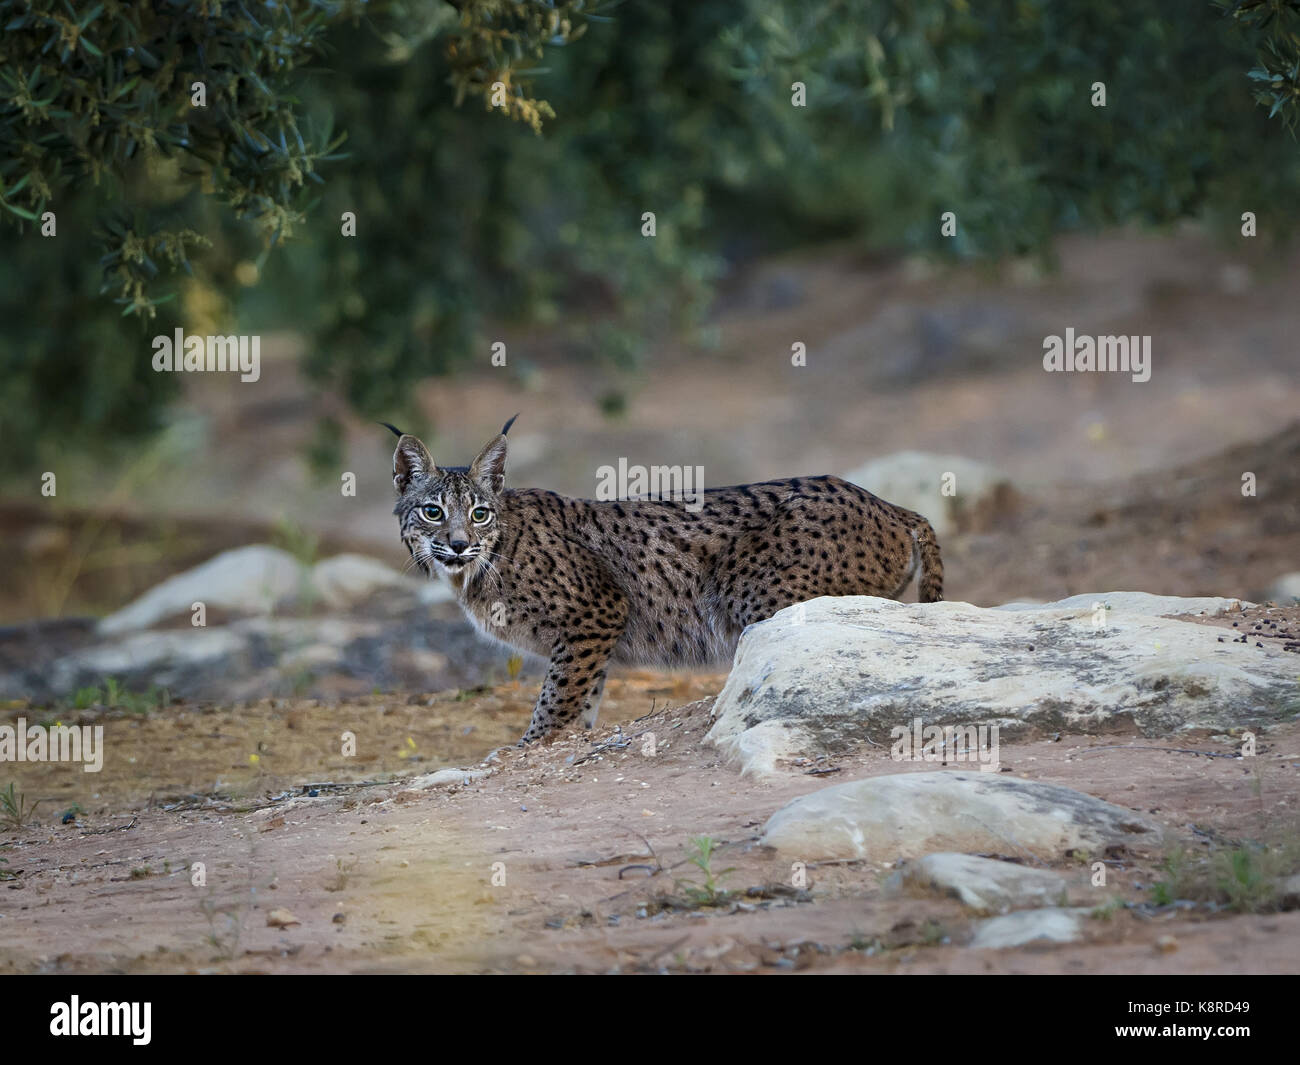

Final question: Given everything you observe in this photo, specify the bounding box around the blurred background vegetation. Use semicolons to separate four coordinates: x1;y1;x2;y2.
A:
2;0;1300;475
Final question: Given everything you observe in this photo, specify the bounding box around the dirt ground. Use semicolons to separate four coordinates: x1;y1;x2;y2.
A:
2;686;1298;974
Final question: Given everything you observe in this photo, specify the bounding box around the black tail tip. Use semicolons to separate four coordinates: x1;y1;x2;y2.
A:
378;421;405;439
501;413;520;436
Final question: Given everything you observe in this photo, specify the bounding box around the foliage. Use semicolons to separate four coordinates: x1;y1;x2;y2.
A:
4;1;1300;469
1221;0;1300;130
68;676;169;713
0;780;40;829
1151;838;1300;913
674;834;736;906
0;0;589;465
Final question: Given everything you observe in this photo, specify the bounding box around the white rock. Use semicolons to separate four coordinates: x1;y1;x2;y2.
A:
279;643;344;671
416;580;456;605
995;591;1249;617
760;770;1163;861
708;594;1294;776
1267;573;1300;604
411;768;491;788
96;547;452;635
98;545;307;634
726;721;818;779
843;451;1012;538
52;616;385;692
309;553;412;609
50;627;249;686
968;907;1091;949
883;852;1075;914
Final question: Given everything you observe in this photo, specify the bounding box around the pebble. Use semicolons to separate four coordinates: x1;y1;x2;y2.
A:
266;908;301;929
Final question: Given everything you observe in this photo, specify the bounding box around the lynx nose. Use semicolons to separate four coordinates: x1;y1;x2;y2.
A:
449;538;470;554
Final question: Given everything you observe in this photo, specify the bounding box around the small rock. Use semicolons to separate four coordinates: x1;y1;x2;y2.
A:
883;853;1075;915
266;908;301;929
1267;572;1300;604
412;767;490;789
842;452;1014;539
761;771;1163;861
1277;874;1300;908
98;545;307;634
1154;934;1179;954
968;907;1089;949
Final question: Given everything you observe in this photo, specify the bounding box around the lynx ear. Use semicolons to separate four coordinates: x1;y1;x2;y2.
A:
469;432;508;495
393;434;434;494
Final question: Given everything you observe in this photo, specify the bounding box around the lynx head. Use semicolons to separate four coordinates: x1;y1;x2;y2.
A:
390;415;517;581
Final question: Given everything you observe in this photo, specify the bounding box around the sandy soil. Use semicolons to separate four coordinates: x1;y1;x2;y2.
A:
3;689;1297;974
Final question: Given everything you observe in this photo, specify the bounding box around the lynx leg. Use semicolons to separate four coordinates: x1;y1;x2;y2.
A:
520;632;620;743
579;673;607;730
519;567;627;743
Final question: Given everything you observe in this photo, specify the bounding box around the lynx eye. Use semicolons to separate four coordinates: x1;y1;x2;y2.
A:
419;504;444;522
471;506;491;524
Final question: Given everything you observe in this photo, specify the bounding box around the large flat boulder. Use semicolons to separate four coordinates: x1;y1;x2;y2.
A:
707;593;1292;776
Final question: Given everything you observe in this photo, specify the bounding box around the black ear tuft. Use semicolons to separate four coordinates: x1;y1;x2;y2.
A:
379;421;405;439
501;413;519;436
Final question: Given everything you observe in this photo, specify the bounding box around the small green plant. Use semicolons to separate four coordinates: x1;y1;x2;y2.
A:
271;516;321;568
1150;845;1190;905
847;932;882;954
326;856;359;893
271;517;321;613
289;669;316;697
1091;897;1124;921
919;918;948;946
1215;846;1276;912
0;782;40;830
64;677;168;715
1150;840;1298;913
72;685;102;710
198;893;248;961
674;835;736;907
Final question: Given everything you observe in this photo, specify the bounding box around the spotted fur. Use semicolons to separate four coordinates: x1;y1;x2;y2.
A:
392;421;944;744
